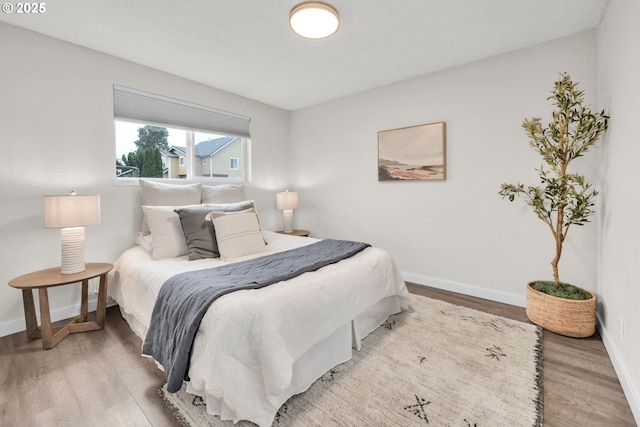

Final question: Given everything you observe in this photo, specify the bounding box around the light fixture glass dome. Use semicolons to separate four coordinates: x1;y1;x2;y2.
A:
289;2;340;39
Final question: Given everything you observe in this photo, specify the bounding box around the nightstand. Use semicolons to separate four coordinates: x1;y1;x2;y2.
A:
276;229;310;237
8;263;113;349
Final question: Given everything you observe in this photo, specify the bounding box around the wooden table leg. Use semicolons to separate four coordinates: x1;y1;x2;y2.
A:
79;279;89;322
38;288;52;349
21;289;39;340
95;273;107;328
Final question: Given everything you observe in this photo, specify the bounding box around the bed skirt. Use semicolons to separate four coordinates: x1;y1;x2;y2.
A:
181;294;406;425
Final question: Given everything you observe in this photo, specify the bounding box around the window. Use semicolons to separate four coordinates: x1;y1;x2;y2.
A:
113;85;251;183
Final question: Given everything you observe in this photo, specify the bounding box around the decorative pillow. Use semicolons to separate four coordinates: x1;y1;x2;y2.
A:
139;179;201;234
175;200;255;260
209;210;266;260
142;205;192;259
201;184;246;204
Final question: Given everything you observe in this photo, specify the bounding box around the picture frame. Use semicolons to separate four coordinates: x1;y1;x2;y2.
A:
377;121;446;181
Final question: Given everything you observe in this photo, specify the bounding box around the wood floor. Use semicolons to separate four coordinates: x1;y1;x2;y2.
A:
0;283;635;427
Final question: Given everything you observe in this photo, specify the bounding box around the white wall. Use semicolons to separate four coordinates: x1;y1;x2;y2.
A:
0;22;291;335
597;0;640;421
291;31;598;306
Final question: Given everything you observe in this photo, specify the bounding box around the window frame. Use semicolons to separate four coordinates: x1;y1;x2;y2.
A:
229;157;239;170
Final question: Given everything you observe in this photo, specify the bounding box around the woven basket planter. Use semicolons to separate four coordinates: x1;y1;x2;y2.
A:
526;282;596;338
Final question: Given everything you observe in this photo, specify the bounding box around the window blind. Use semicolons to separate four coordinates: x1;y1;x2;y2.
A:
113;85;251;138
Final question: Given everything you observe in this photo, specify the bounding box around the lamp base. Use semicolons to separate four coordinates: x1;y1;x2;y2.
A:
60;227;86;274
282;209;294;233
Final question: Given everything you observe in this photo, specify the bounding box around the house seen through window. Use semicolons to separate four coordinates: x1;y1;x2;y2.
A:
115;121;247;180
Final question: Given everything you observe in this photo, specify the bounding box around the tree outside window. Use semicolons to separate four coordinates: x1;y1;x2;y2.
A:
116;125;168;178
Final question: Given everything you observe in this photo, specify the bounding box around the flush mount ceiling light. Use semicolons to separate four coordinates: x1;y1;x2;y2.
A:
289;2;340;39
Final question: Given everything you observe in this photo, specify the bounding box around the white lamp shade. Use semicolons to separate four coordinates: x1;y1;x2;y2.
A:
43;194;101;228
289;2;340;39
276;191;299;210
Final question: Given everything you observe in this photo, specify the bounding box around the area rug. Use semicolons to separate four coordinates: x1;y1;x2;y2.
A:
159;294;543;426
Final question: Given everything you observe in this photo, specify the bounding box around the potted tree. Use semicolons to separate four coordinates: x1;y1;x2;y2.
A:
499;73;609;338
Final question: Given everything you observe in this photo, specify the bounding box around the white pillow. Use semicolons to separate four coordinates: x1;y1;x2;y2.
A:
201;184;246;204
142;205;191;259
209;210;266;260
139;179;202;234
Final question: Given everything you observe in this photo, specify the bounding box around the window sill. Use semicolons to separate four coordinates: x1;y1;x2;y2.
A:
113;177;249;187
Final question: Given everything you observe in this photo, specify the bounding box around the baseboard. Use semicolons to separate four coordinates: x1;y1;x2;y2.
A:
401;272;526;308
1;273;524;337
596;313;640;425
0;298;118;338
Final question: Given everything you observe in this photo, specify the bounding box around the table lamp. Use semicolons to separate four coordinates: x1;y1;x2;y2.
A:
276;190;298;233
43;191;101;274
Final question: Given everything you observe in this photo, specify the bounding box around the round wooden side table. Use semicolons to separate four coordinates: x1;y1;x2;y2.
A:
8;263;114;349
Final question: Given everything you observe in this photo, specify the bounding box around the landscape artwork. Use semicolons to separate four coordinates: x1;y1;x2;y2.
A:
378;121;446;181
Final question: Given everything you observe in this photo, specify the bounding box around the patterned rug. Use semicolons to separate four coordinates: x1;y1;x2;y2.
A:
159;294;543;426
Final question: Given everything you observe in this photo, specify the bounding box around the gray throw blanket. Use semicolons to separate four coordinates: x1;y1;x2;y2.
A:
142;239;371;393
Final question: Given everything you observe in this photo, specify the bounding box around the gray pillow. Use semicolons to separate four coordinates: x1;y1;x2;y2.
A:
175;201;255;260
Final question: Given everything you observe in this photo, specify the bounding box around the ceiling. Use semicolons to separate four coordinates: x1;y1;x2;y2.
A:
1;0;608;111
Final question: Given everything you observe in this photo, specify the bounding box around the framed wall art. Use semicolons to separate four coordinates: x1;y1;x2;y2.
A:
377;121;446;181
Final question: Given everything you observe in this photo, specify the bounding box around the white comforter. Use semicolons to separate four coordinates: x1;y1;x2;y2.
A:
108;230;409;426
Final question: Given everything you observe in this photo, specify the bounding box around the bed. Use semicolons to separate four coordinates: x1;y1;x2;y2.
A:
107;180;410;426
